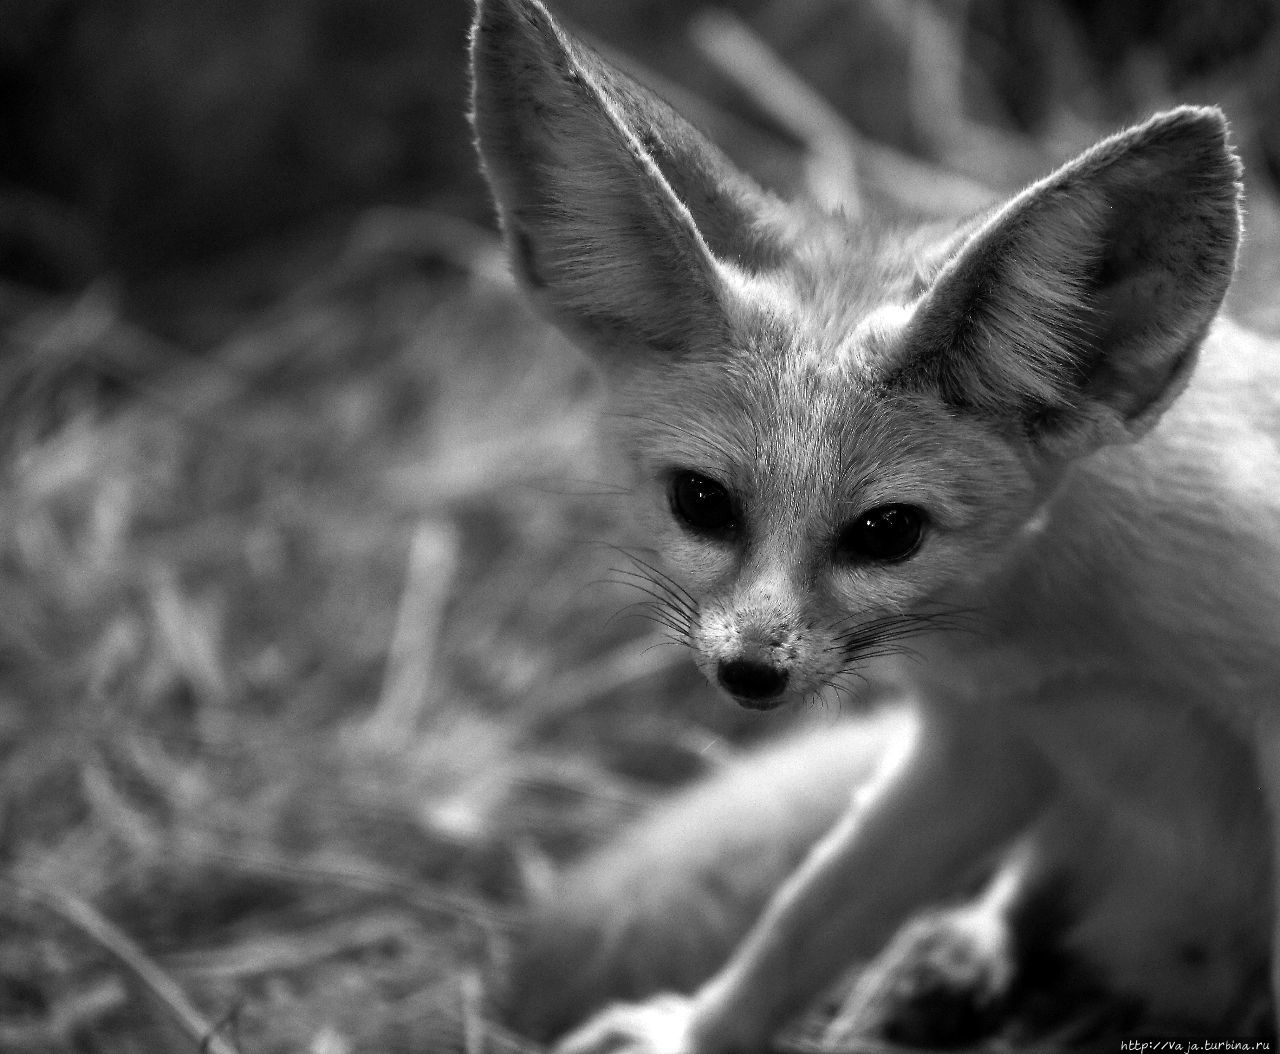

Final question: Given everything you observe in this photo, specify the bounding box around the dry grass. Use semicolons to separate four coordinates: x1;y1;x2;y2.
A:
0;223;749;1052
2;1;1278;1052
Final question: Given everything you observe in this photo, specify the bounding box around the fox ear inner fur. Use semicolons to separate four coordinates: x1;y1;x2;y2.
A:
470;0;784;361
891;107;1242;456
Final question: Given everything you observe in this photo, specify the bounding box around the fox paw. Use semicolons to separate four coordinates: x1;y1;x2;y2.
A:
554;994;699;1054
826;906;1016;1048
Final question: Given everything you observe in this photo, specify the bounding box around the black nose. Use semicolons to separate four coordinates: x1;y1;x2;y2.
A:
717;658;788;706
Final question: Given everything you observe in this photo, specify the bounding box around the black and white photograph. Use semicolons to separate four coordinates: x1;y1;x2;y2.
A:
3;1;1280;1050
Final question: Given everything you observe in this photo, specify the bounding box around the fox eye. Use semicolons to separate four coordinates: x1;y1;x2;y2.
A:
837;504;926;563
669;471;737;536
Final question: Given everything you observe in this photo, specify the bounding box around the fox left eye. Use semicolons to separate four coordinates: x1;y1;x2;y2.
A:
837;504;926;563
669;470;737;537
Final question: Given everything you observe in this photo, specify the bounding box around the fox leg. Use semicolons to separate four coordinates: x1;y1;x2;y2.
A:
824;838;1034;1047
557;703;1053;1054
507;709;912;1042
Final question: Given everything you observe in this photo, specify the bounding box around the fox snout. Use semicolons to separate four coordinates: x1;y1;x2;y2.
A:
695;597;812;709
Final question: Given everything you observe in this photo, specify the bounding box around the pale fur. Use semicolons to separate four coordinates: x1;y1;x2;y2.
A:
471;0;1279;1048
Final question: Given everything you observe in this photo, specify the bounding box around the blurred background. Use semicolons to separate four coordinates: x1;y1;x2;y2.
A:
0;0;1277;1051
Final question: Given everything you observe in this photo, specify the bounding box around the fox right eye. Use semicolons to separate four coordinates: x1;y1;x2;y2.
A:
668;471;737;537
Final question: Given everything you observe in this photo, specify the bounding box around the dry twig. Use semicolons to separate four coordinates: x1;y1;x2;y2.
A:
0;875;241;1054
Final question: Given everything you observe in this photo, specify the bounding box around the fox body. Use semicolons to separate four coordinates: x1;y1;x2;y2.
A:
471;0;1280;1047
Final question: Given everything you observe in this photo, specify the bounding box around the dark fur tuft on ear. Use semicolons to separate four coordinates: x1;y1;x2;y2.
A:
886;106;1242;456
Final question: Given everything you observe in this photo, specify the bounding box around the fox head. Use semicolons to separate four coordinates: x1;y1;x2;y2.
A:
470;0;1242;709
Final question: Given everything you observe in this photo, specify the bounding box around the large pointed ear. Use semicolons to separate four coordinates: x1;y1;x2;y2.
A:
887;107;1242;458
470;0;783;359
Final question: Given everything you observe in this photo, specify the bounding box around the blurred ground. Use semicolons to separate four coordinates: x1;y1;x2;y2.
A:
0;1;1278;1051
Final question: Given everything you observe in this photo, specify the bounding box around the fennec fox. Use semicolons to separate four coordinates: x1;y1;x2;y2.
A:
472;0;1280;1046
